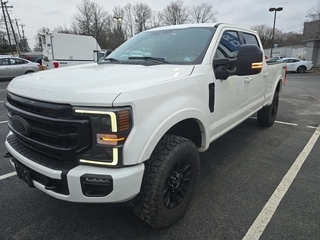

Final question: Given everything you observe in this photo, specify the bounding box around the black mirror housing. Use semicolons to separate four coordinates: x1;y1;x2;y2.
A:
236;45;263;76
213;58;230;80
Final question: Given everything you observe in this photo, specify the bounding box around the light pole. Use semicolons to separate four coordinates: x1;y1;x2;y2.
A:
269;7;283;58
113;16;123;32
113;16;122;22
113;16;123;46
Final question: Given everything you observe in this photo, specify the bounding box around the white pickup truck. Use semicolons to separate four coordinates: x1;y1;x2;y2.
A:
4;23;286;228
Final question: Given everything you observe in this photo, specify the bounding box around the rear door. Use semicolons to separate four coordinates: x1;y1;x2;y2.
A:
0;58;11;79
240;31;267;111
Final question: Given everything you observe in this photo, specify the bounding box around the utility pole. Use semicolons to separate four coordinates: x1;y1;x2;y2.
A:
3;1;20;55
19;23;29;52
15;19;25;52
0;0;13;55
15;19;21;38
20;23;25;39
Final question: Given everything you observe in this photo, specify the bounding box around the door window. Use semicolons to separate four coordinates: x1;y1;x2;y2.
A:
0;58;9;65
214;31;240;73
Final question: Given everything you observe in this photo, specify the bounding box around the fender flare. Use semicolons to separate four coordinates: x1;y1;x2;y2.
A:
137;108;208;164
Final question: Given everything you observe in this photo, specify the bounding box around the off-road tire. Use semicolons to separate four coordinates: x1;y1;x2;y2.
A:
257;91;279;127
132;135;200;228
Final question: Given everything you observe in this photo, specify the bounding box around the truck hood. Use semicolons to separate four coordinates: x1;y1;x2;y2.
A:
7;63;194;106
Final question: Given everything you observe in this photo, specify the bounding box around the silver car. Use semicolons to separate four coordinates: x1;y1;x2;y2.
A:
0;57;40;80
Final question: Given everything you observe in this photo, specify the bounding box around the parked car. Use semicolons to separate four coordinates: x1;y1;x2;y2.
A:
20;51;43;65
0;57;40;80
278;58;313;73
266;57;283;63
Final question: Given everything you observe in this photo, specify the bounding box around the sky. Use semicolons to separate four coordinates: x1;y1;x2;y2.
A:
4;0;316;50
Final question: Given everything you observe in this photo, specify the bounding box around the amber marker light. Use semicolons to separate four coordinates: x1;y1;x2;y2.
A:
97;133;125;145
251;62;263;69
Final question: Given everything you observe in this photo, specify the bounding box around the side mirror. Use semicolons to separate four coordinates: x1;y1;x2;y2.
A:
236;45;263;76
213;58;230;80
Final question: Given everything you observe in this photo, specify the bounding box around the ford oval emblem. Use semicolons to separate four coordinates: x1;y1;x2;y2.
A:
11;115;32;136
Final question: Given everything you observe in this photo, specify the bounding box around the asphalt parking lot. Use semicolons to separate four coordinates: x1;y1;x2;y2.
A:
0;72;319;239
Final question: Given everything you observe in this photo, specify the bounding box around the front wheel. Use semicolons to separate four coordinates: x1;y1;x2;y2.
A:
257;92;279;127
132;135;200;228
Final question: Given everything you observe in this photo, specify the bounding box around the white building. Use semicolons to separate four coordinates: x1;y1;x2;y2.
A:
303;20;320;67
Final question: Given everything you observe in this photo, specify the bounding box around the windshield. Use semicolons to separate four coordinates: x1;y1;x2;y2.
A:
103;27;216;65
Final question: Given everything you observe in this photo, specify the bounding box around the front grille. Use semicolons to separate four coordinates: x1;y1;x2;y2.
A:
5;93;92;162
7;92;73;118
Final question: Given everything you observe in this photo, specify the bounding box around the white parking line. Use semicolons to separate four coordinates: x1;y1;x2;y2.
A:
243;123;320;240
307;126;317;129
0;172;16;180
249;117;298;126
274;120;298;126
0;121;8;124
0;100;4;103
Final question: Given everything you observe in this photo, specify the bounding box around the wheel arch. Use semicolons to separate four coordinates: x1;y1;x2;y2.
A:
136;109;208;164
24;70;34;74
275;78;282;93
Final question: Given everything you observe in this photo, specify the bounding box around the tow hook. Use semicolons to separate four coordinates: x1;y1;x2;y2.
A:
3;152;12;158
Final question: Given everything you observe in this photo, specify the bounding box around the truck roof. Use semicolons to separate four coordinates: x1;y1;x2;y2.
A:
145;23;257;35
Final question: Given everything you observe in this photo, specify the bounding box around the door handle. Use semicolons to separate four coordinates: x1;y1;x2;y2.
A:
263;72;269;77
244;77;252;83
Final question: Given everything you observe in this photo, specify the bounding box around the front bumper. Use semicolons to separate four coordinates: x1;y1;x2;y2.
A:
5;133;144;203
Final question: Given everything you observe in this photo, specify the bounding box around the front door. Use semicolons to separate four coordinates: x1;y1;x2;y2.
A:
210;29;250;139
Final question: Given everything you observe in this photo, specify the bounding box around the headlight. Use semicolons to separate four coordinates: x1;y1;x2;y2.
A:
73;107;132;166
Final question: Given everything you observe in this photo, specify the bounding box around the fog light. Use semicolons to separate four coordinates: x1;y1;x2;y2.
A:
80;174;113;197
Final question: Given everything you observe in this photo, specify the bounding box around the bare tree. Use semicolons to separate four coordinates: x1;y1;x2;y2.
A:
123;3;135;38
72;0;94;35
306;0;320;21
133;3;152;34
190;3;218;23
0;30;11;53
251;24;283;48
72;0;110;47
54;25;76;34
149;11;165;28
281;31;303;46
162;0;189;25
251;24;303;48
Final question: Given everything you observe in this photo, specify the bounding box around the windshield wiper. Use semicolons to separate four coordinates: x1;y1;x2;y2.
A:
128;56;169;64
104;58;120;62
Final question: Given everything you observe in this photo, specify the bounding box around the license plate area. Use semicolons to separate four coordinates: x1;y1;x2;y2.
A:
15;162;34;188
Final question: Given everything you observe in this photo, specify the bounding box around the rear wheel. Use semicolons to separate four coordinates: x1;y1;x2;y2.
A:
25;70;34;74
257;92;279;127
132;135;200;228
297;65;306;73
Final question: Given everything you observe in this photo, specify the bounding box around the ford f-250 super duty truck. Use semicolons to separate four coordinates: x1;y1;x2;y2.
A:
4;23;286;228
